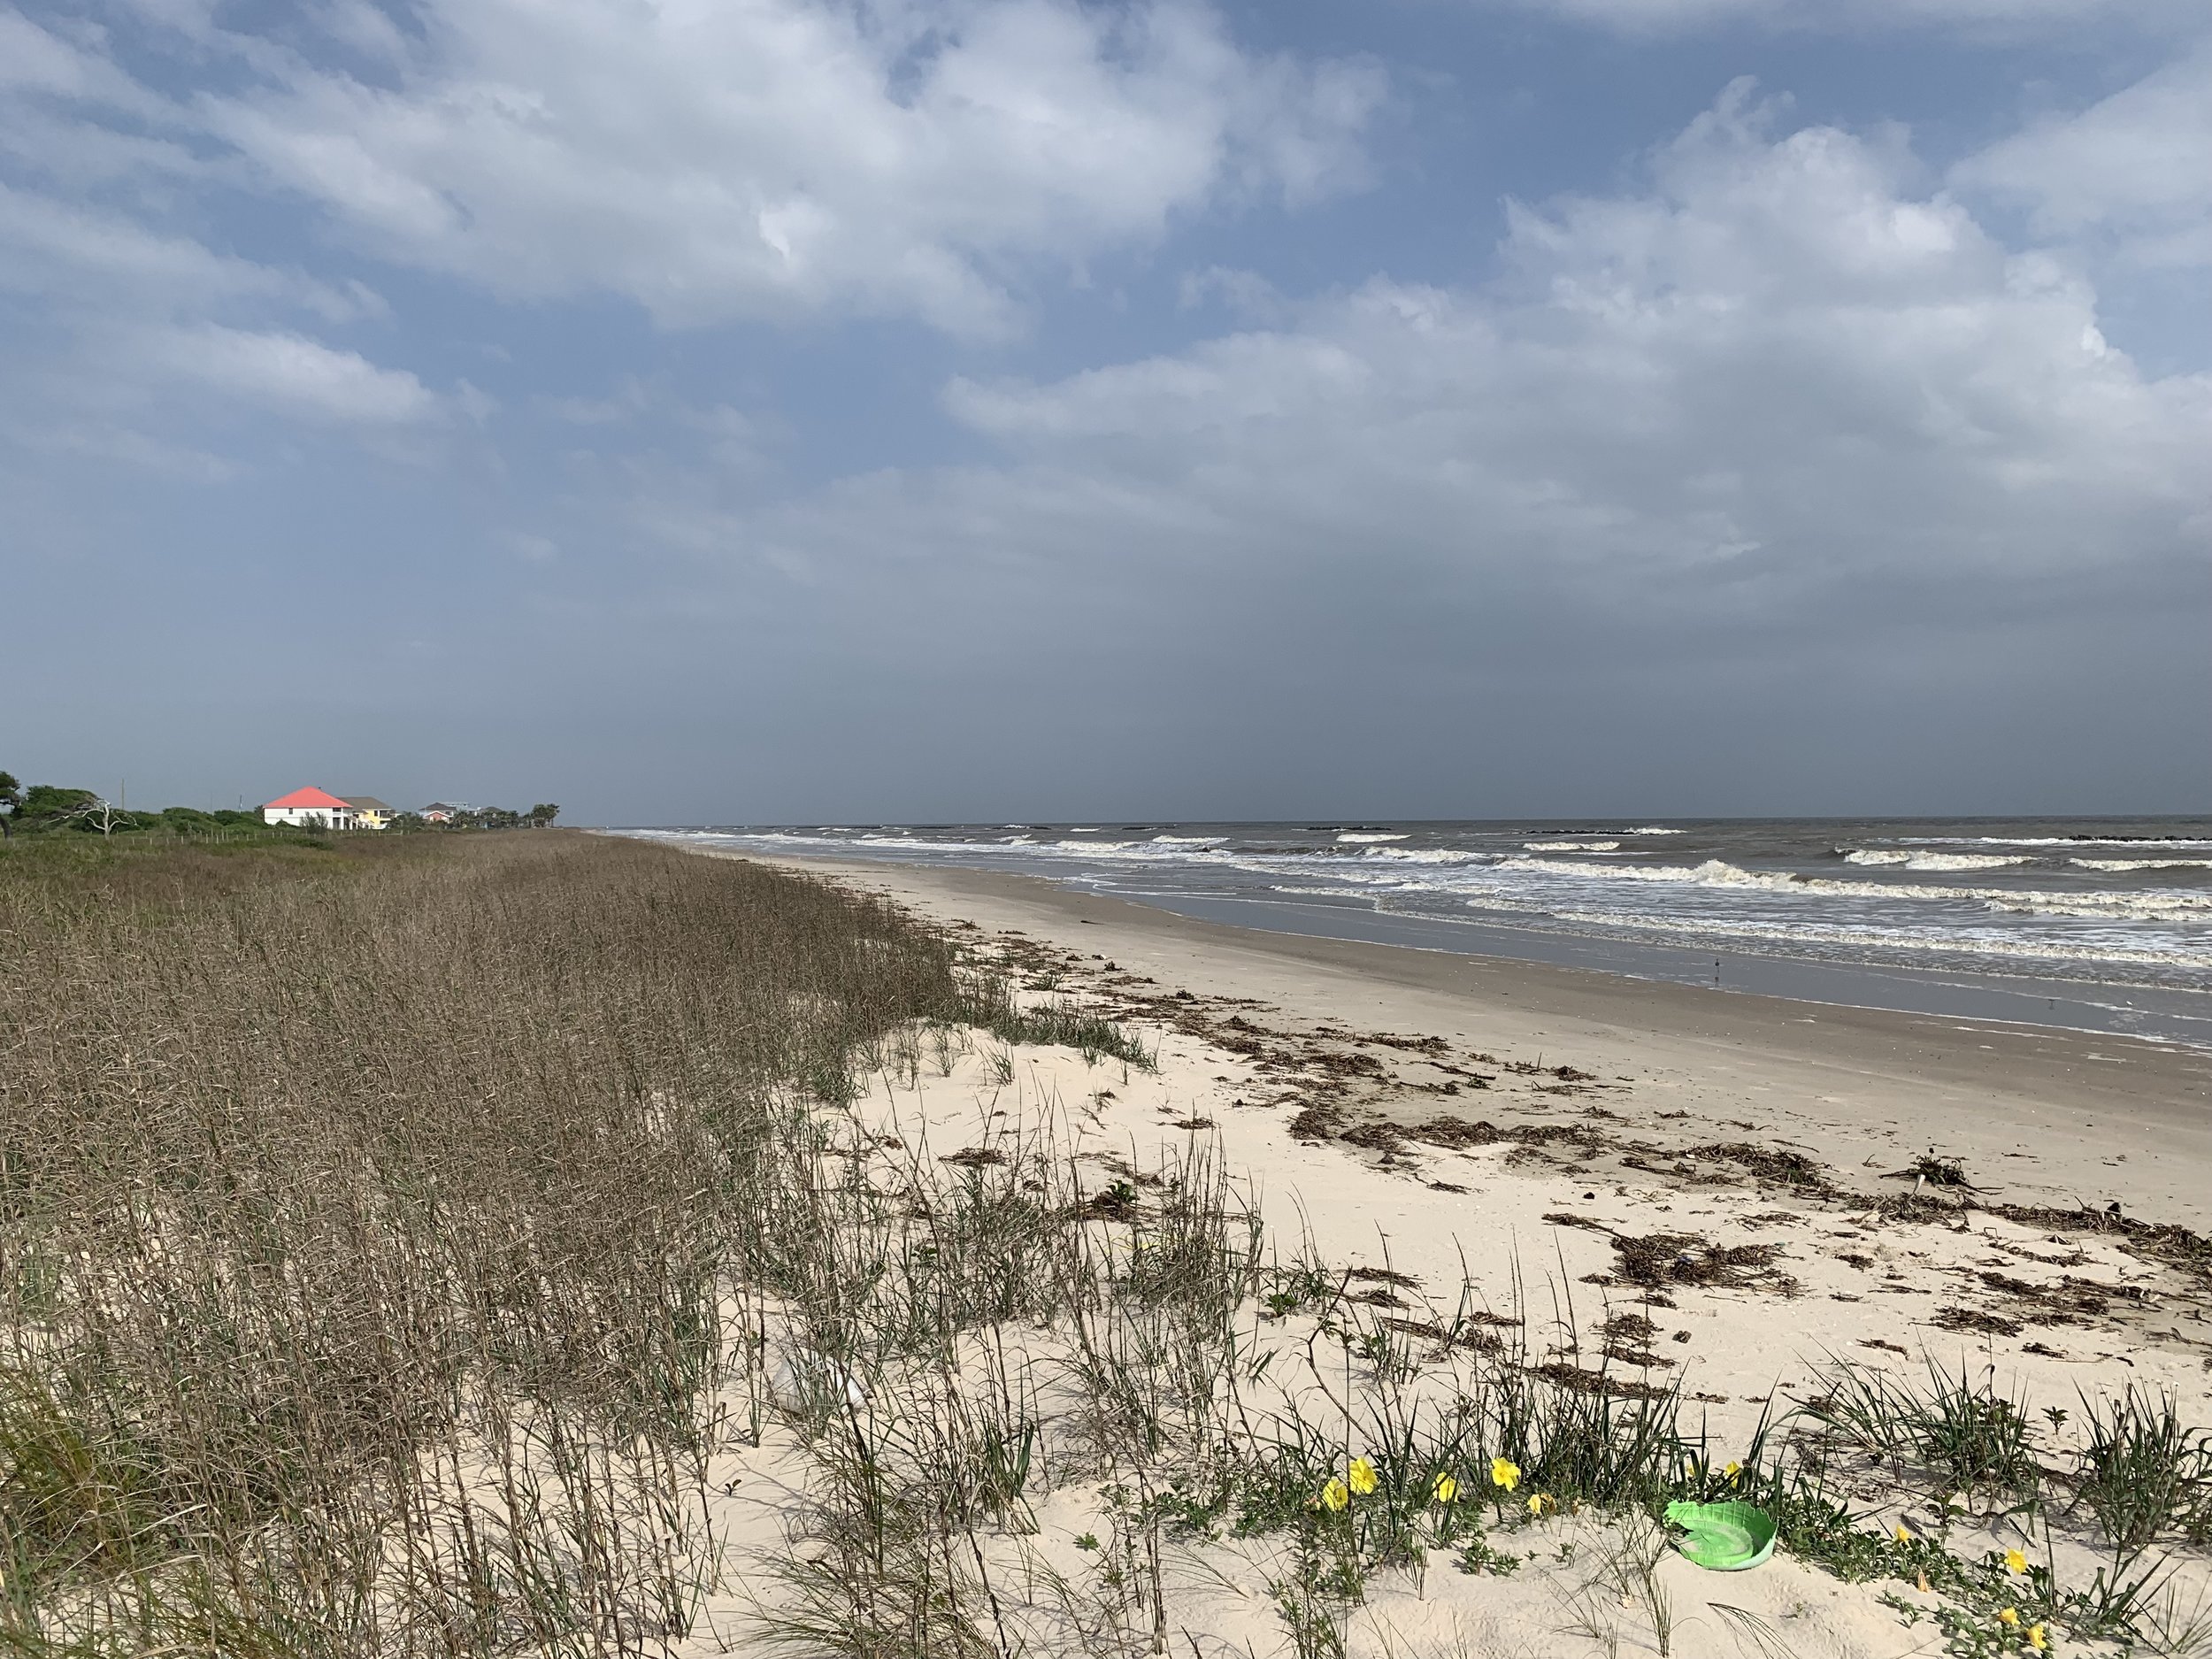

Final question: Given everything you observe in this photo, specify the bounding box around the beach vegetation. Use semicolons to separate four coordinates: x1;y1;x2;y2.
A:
967;984;1158;1071
2072;1387;2212;1556
0;830;2205;1657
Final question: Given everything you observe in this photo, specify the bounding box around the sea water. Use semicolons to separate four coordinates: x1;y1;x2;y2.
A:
622;818;2212;1048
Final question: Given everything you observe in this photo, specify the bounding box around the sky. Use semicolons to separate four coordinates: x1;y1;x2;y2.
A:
3;0;2208;826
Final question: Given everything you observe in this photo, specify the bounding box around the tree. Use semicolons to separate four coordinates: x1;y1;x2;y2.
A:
79;797;132;836
16;785;98;833
0;771;19;839
526;803;560;828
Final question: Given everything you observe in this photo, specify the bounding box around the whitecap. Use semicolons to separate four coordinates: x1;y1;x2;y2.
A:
1490;856;2211;922
1525;840;1621;852
1337;832;1409;843
1893;835;2212;849
1355;846;1485;864
1847;850;2030;872
2073;857;2212;872
1497;856;1767;886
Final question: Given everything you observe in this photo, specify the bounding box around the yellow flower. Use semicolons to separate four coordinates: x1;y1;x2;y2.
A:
1998;1607;2020;1628
1432;1472;1458;1504
1893;1523;1914;1544
1348;1456;1379;1497
2026;1624;2047;1652
1321;1478;1348;1513
2004;1548;2028;1575
1723;1460;1743;1483
1528;1493;1548;1517
1491;1456;1522;1492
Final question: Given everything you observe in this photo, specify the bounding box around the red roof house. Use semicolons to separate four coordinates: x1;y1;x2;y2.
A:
263;787;358;829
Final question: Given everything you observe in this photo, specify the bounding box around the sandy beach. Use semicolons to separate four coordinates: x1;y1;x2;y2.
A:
723;849;2212;1228
667;845;2212;1656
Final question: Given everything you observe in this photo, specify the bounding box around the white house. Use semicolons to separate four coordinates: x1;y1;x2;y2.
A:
263;786;359;829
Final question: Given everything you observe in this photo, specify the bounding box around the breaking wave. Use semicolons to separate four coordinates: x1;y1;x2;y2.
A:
1891;836;2212;849
2074;857;2212;872
1843;850;2032;871
1493;856;2209;923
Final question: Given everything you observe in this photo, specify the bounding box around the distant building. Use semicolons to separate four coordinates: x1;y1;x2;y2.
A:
420;803;458;824
263;787;358;829
342;795;395;830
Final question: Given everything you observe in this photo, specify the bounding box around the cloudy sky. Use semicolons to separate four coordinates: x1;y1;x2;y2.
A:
4;0;2207;824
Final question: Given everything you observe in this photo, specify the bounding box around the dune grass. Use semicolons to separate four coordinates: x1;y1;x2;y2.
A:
0;832;971;1654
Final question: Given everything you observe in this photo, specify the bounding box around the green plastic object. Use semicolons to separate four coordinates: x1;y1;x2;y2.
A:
1664;1500;1778;1571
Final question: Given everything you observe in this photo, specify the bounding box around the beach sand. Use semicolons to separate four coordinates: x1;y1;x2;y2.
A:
669;848;2212;1657
727;851;2212;1225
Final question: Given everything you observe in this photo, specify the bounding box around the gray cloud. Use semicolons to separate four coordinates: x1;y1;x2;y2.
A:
3;5;2206;819
378;82;2199;818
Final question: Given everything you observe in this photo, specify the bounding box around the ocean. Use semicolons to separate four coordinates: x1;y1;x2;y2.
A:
624;818;2212;1048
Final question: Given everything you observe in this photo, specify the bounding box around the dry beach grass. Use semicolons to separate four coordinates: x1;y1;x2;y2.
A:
3;832;2209;1656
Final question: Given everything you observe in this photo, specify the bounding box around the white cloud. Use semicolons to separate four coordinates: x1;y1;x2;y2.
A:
0;183;374;319
188;0;1381;333
1476;0;2182;33
0;11;162;108
1954;43;2212;266
142;325;440;424
499;528;559;561
0;11;434;456
735;84;2209;641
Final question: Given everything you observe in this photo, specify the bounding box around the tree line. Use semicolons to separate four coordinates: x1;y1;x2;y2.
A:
416;804;562;832
0;773;559;840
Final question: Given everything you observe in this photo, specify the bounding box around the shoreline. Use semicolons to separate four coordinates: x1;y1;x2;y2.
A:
613;829;2212;1049
1095;884;2212;1048
697;847;2212;1229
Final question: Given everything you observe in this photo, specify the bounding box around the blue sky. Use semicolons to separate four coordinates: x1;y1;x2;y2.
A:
4;0;2207;823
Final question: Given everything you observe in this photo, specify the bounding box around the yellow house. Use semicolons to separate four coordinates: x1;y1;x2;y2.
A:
342;795;395;830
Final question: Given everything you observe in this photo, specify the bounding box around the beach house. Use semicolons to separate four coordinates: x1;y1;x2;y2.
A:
262;787;358;829
420;803;458;824
342;796;395;829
